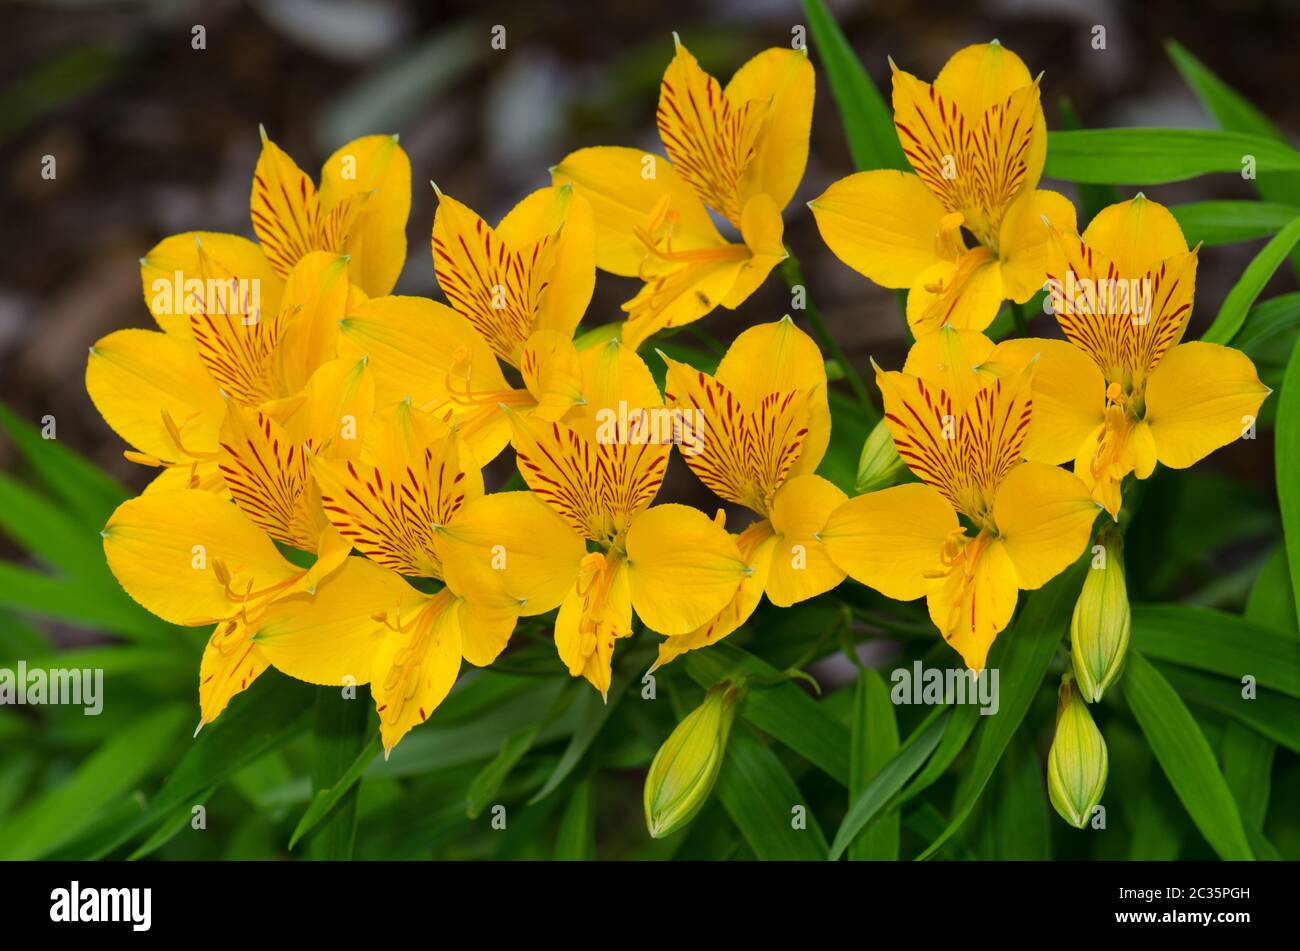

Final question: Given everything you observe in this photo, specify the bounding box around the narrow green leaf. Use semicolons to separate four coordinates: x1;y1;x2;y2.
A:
1222;721;1274;830
0;471;108;579
0;705;190;860
848;667;900;859
684;642;850;785
1044;129;1300;184
1279;333;1300;635
897;701;980;804
1131;604;1300;697
0;561;161;638
80;676;316;859
1057;97;1118;228
982;730;1049;860
1123;651;1254;861
1236;292;1300;354
553;771;596;860
800;0;906;172
1172;200;1300;247
302;690;372;859
716;722;829;860
0;402;128;526
467;724;541;819
529;673;630;804
830;707;949;860
1202;215;1300;343
127;785;216;860
1161;665;1300;756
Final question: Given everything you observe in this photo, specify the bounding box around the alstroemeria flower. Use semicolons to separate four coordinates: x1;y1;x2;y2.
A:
810;41;1074;337
552;37;813;348
454;340;750;696
821;361;1098;671
89;250;361;493
102;487;396;730
1033;196;1271;517
654;317;841;668
338;185;595;465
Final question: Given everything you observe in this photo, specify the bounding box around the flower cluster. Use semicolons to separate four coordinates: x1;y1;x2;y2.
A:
90;38;1268;764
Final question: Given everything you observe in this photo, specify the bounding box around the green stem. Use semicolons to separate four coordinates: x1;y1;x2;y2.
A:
780;255;873;411
1010;301;1028;336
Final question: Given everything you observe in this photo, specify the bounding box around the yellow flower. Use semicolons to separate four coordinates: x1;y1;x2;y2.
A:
821;359;1098;671
810;41;1074;337
454;340;750;697
1037;196;1271;516
339;185;595;465
552;36;813;348
297;400;583;753
89;250;361;493
653;318;842;668
101;487;399;730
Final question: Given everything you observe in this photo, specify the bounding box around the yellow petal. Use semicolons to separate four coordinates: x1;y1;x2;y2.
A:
261;355;375;462
624;503;748;635
199;620;269;727
318;134;411;297
252;556;425;686
984;337;1106;464
371;589;463;755
1073;417;1155;519
926;532;1018;672
1144;341;1270;469
905;247;1003;335
821;482;958;601
765;474;848;607
1081;194;1188;276
997;189;1076;303
217;402;318;550
720;193;787;309
554;565;628;699
103;490;296;626
520;329;585;421
657;39;766;227
619;241;754;349
653;521;777;670
809;170;947;288
86;328;226;464
728;47;815;214
551;145;723;276
496;184;596;343
992;460;1098;589
338;295;513;465
435;490;587;618
714;316;830;477
141;232;284;336
272;251;352;396
458;600;520;667
901;325;995;414
251;133;328;279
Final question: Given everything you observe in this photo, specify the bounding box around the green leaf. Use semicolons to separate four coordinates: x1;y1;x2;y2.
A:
0;705;190;860
1278;333;1300;635
529;673;630;804
848;667;900;859
1123;651;1255;861
716;722;829;860
0;471;108;579
1057;97;1118;228
79;676;316;859
897;700;981;804
918;559;1085;859
0;402;128;526
1131;604;1300;697
829;707;949;860
981;730;1049;860
553;771;597;860
1161;665;1300;757
800;0;906;172
127;785;216;860
684;642;850;785
466;724;541;820
1222;721;1274;831
302;690;372;859
1172;200;1300;247
1044;129;1300;184
1202;215;1300;344
0;561;162;639
1236;292;1300;354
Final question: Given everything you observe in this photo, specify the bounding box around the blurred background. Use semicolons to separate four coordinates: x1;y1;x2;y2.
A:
3;0;1297;486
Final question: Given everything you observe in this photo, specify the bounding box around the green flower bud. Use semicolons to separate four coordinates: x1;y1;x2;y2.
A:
1048;677;1108;829
855;417;906;493
1071;527;1130;703
644;681;741;839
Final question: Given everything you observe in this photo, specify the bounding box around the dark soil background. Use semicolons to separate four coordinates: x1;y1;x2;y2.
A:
1;0;1296;487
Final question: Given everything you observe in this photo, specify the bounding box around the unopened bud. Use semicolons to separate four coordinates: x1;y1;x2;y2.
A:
1047;677;1108;829
644;680;742;839
1071;528;1130;702
855;417;906;493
